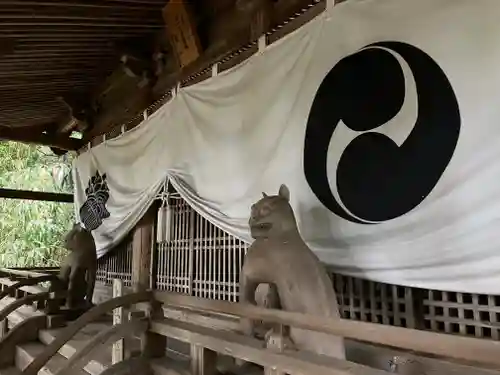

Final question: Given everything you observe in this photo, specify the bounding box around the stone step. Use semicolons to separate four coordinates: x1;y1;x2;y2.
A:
38;320;115;375
15;341;88;375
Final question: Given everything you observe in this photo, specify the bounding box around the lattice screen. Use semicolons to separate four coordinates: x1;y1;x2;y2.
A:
96;235;133;287
423;290;500;340
332;274;420;329
156;198;247;302
90;186;500;341
152;192;500;341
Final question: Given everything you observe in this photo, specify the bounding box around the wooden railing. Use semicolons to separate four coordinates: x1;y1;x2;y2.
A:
22;291;153;375
0;267;58;280
152;291;500;373
0;275;58;300
0;269;67;368
1;265;499;374
6;287;498;375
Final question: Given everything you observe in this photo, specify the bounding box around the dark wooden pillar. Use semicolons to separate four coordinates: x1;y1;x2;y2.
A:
131;204;156;291
131;202;166;358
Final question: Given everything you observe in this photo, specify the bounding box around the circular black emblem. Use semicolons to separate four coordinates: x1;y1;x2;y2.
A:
303;42;461;224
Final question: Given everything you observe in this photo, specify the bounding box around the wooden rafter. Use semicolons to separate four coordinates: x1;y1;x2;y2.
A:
0;126;82;151
0;188;73;203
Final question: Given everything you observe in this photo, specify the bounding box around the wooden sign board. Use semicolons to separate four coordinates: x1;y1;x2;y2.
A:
162;1;202;68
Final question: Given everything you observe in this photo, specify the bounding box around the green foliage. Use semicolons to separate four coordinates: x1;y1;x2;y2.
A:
0;142;74;267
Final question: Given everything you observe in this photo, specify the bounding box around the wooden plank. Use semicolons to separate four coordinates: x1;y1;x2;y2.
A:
488;295;499;340
346;340;500;375
190;344;217;375
0;188;73;203
83;1;326;149
0;275;57;301
0;125;82;151
265;329;287;375
131;204;166;358
0;278;43;297
112;279;125;364
0;318;8;338
162;0;202;68
154;291;500;369
250;0;272;40
132;204;157;292
23;291;152;375
151;318;390;375
57;319;149;375
0;315;46;368
0;291;58;322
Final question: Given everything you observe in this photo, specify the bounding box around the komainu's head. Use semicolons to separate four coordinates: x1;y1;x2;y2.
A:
249;184;297;239
64;222;95;252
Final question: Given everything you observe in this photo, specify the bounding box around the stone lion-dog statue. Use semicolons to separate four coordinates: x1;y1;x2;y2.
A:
239;184;345;359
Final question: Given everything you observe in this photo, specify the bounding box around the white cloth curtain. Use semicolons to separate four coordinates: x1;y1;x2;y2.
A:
74;0;500;294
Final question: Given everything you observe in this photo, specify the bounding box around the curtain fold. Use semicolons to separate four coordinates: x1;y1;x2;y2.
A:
74;0;500;294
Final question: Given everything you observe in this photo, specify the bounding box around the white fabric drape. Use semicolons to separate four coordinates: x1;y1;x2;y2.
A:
74;0;500;294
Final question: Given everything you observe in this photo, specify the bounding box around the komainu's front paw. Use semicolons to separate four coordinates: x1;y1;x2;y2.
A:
264;329;295;351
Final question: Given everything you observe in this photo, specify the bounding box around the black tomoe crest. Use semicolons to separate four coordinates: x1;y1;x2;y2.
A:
303;42;461;224
79;170;110;231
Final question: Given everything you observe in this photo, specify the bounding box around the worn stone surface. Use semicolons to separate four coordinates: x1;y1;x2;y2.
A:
240;184;345;359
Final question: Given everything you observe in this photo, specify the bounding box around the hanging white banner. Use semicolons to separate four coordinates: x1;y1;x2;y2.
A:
74;0;500;294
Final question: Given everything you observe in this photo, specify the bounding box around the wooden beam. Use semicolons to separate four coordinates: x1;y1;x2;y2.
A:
131;204;157;291
85;0;321;145
112;279;125;365
151;318;390;375
162;0;203;68
23;292;153;375
249;0;273;40
131;203;166;358
0;188;73;203
0;126;83;151
155;292;500;369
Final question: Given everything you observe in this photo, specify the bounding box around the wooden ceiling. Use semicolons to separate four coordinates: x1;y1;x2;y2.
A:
0;0;324;153
0;0;168;151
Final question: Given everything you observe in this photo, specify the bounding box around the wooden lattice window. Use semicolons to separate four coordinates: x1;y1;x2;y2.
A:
332;274;419;329
155;198;247;302
423;290;500;340
96;236;133;287
148;192;500;342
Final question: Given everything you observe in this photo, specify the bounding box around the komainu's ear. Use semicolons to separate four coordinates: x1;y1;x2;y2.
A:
278;184;290;202
262;192;268;198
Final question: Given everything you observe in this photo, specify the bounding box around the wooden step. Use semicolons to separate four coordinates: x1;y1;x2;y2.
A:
150;357;190;375
38;323;112;375
15;341;88;375
0;296;44;330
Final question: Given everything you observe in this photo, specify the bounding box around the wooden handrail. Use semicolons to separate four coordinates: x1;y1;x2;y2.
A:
0;291;63;322
0;315;47;368
154;291;500;369
22;291;153;375
8;267;59;274
0;267;55;279
0;278;45;297
0;275;59;301
56;319;149;375
151;318;390;375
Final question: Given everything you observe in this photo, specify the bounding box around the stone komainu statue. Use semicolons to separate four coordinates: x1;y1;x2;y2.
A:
239;184;345;359
49;222;97;310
